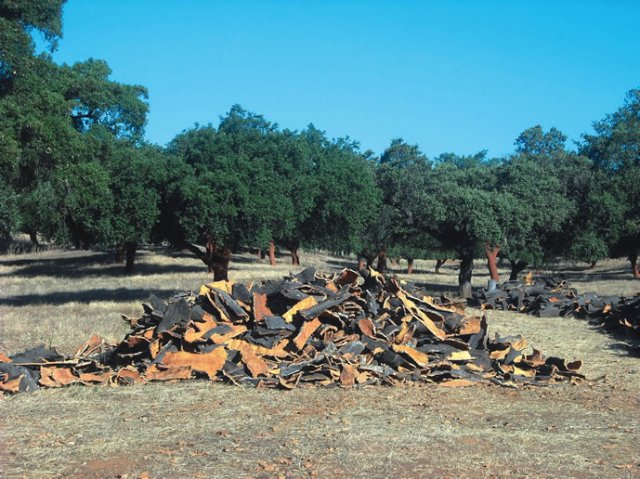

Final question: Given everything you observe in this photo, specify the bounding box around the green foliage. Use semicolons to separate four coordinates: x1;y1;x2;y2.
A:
301;134;379;253
581;90;640;171
106;143;163;245
514;125;567;158
51;161;114;247
497;154;575;266
165;109;377;255
0;0;66;94
0;5;151;254
61;59;148;140
371;139;433;259
0;0;65;44
581;89;640;260
569;231;609;265
0;0;637;286
0;179;18;253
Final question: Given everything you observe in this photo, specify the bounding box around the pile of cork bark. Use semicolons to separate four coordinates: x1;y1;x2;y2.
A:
472;275;640;338
1;268;584;393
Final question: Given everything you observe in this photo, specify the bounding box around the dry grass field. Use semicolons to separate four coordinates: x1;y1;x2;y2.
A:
1;248;640;478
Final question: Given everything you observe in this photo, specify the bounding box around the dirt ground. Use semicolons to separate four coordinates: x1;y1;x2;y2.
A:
1;248;639;478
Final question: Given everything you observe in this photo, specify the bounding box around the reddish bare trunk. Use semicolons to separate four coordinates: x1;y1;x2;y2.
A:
268;240;276;266
485;243;500;282
407;258;414;274
256;248;262;258
631;255;640;279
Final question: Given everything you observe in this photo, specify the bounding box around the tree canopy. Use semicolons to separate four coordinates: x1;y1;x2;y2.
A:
0;3;638;286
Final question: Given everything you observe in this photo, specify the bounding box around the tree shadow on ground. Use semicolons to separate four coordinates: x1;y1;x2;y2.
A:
169;250;287;265
1;249;212;279
605;340;640;358
1;261;206;279
0;288;182;307
0;251;111;268
555;270;635;283
410;281;459;296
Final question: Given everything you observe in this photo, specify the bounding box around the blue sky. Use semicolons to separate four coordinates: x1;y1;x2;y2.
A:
46;1;640;158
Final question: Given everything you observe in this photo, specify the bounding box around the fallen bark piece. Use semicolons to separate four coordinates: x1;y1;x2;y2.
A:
39;366;79;388
145;364;193;381
340;364;356;387
293;318;322;350
283;296;318;322
114;367;144;386
78;371;113;384
160;348;227;379
252;291;272;322
239;348;270;377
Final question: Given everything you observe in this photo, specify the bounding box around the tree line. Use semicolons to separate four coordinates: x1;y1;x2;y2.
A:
1;1;639;296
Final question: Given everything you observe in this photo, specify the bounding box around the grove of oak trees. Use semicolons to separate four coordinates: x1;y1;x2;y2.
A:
1;1;639;294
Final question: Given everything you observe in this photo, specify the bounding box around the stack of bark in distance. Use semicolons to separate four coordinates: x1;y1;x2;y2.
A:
1;268;584;394
472;274;640;338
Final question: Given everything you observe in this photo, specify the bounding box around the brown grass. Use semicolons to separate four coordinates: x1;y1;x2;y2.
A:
1;248;640;478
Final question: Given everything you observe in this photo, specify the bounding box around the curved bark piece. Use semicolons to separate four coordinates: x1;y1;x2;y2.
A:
161;347;227;379
283;296;318;323
339;364;356;387
293;318;322;350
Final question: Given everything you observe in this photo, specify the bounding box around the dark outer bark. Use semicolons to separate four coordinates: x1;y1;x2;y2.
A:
589;261;597;269
206;238;231;280
366;255;376;268
115;244;125;263
28;231;39;246
291;246;300;265
211;246;231;281
407;258;414;274
509;260;528;281
124;242;137;274
458;253;473;299
183;240;231;280
435;258;447;274
268;240;277;266
485;244;501;282
375;249;387;274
